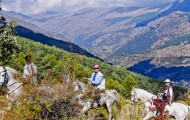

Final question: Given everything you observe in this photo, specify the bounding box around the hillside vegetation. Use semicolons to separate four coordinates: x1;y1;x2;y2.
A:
9;36;187;97
1;36;188;119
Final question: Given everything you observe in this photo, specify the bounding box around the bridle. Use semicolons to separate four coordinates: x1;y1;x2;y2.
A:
131;90;137;104
0;67;22;95
7;82;23;95
0;67;9;88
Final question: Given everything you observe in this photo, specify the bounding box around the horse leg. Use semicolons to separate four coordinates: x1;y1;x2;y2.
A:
82;106;91;120
7;102;11;110
0;110;5;119
84;111;90;120
106;102;114;120
185;106;190;120
108;109;113;120
143;112;154;120
82;106;89;114
185;116;189;120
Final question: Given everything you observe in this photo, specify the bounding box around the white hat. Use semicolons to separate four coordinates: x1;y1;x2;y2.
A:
164;79;171;83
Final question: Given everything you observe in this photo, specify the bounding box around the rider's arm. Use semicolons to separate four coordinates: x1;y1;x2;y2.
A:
169;88;173;105
23;66;29;75
86;73;94;82
23;65;30;78
31;63;37;74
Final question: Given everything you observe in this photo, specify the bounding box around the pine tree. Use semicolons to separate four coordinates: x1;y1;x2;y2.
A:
122;75;137;98
0;20;20;65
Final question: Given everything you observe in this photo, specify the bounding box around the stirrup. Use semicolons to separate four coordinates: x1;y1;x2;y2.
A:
97;103;100;108
97;100;101;108
90;102;94;108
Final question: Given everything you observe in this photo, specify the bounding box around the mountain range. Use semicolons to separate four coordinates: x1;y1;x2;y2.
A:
0;13;101;60
1;0;190;87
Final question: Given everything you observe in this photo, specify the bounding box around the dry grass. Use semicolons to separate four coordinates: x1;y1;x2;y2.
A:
116;103;176;120
73;99;179;120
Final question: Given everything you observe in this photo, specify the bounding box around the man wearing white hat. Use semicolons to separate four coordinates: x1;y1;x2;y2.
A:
164;79;174;106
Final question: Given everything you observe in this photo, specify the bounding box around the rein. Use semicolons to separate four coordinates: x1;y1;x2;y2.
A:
135;98;153;106
7;81;20;88
7;83;22;95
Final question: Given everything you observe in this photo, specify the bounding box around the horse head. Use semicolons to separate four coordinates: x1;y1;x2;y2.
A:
73;81;86;93
131;88;157;104
130;88;138;105
0;66;22;103
0;66;9;88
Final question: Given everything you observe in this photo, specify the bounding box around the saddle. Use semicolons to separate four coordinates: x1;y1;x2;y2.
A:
153;94;168;120
91;89;106;108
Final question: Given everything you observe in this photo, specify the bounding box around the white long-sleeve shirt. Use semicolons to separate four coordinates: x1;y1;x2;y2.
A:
23;63;37;79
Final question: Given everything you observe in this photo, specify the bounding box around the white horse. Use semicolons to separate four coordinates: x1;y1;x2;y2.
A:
130;88;190;120
0;66;22;107
74;81;121;120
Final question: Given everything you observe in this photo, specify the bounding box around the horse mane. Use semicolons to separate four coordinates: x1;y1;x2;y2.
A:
134;88;156;98
0;66;17;74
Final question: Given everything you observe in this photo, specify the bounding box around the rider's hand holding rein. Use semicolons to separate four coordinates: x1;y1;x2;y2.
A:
85;77;92;85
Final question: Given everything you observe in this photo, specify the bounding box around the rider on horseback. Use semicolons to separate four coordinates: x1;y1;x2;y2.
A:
153;79;174;119
163;79;174;106
23;55;38;83
86;64;105;107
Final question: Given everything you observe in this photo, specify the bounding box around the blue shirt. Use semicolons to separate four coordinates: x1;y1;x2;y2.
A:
88;71;104;86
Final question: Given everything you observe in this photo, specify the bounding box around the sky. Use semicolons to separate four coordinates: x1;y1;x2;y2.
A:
1;0;175;15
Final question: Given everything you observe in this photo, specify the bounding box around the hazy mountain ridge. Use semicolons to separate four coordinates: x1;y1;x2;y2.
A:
0;12;100;60
108;12;190;61
0;11;67;41
1;4;170;56
136;0;190;27
2;0;190;83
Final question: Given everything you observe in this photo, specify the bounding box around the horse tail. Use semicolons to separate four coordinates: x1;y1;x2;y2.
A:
112;90;121;110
